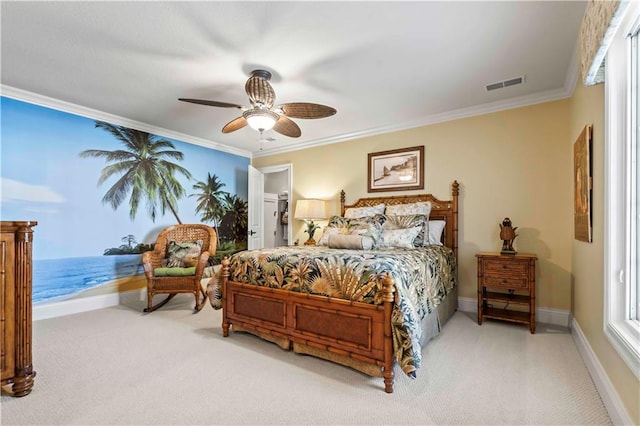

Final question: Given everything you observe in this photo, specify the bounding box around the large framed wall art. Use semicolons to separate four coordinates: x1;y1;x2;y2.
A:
367;145;424;193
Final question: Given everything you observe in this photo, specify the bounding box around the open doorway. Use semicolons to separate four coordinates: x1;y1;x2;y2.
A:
260;164;292;247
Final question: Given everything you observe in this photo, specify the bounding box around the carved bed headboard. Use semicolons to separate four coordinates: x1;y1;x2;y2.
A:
340;181;459;262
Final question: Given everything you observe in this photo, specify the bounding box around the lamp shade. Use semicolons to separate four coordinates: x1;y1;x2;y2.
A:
294;199;326;220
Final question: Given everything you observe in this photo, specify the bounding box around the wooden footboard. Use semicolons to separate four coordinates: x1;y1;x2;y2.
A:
220;258;397;393
220;181;460;393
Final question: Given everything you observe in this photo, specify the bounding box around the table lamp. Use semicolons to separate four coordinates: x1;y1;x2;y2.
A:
294;199;326;245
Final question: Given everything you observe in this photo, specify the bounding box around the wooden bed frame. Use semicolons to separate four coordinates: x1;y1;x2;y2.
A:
220;181;459;393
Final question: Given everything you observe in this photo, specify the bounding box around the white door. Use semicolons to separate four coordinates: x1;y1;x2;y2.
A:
263;193;278;248
247;165;264;250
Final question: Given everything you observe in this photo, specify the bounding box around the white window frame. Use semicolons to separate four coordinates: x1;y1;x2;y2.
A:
605;0;640;380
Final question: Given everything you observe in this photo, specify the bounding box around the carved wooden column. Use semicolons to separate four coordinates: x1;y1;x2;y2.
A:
1;221;37;396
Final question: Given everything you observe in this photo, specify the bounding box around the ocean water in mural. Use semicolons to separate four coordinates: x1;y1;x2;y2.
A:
33;255;142;303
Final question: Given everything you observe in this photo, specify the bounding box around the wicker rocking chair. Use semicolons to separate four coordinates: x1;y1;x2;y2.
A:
141;224;217;313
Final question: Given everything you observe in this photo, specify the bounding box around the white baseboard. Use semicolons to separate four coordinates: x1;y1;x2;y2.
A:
457;296;572;328
457;296;477;313
572;319;633;426
33;289;146;321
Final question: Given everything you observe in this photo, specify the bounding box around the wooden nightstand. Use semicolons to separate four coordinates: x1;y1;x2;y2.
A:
476;252;537;333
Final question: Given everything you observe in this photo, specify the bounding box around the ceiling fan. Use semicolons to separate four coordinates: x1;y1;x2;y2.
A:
179;69;337;138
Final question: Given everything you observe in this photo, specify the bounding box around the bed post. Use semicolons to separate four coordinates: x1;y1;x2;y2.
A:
451;180;459;264
340;190;346;216
381;273;395;393
221;257;231;337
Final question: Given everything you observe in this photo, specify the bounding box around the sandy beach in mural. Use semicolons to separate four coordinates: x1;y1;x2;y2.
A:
67;274;147;300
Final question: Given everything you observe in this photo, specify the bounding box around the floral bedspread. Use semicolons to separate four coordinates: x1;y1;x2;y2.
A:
208;245;456;377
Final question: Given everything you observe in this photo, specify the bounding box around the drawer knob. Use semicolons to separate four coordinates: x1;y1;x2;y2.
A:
502;265;507;269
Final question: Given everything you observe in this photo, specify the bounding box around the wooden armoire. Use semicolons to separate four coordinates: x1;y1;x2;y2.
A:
1;221;37;397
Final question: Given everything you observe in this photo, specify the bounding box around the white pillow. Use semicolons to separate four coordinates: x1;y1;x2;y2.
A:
378;226;422;249
344;203;385;218
385;201;432;217
428;220;446;245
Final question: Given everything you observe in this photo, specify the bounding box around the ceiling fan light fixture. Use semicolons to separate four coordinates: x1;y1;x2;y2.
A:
243;109;279;131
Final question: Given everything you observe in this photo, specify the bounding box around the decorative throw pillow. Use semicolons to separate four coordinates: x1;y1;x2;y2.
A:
182;252;200;268
165;240;203;267
378;226;423;249
317;215;384;247
382;214;428;247
344;203;385;218
328;234;374;250
317;226;341;246
317;216;347;246
352;215;384;246
385;201;432;217
428;220;446;245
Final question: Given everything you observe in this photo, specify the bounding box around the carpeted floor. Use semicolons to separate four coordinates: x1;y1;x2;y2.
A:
1;294;612;425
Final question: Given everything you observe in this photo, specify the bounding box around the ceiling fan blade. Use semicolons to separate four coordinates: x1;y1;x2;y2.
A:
222;116;248;133
245;70;275;108
273;115;301;138
179;98;243;109
279;102;337;119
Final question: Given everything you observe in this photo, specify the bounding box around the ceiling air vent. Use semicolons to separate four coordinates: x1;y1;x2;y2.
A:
486;75;525;91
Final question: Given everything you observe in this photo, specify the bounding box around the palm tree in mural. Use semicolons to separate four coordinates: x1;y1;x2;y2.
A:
222;193;248;243
121;234;137;249
190;173;227;243
79;121;192;223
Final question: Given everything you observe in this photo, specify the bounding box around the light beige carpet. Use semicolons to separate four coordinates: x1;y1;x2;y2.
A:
1;294;612;425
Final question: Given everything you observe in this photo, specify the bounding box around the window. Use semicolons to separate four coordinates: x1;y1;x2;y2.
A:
605;0;640;379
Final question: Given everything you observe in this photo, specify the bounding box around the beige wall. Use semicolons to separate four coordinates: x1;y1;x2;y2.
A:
253;100;573;309
570;80;640;424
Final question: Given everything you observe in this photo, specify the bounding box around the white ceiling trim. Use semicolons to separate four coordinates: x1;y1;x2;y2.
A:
0;85;252;159
565;43;581;96
255;80;577;158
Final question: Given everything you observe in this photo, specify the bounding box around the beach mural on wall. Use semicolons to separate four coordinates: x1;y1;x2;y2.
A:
0;97;250;305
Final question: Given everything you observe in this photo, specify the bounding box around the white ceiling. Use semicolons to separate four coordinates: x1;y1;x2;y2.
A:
1;1;587;158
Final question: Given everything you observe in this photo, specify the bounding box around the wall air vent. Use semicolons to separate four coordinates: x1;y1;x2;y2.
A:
486;75;525;91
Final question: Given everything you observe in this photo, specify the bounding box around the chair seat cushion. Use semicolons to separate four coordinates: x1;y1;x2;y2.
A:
153;267;197;277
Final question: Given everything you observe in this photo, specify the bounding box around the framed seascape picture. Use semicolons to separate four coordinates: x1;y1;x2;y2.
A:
574;124;593;242
368;145;424;192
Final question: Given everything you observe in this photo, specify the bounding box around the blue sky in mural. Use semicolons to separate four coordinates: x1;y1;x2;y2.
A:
1;97;249;260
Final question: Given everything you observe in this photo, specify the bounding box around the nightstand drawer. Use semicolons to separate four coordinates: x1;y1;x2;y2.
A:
484;259;528;276
483;275;529;289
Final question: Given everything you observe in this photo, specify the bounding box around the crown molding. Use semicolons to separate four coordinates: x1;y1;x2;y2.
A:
255;81;576;158
0;85;252;159
2;78;578;161
564;41;581;97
